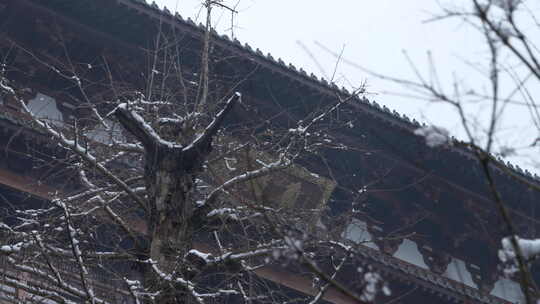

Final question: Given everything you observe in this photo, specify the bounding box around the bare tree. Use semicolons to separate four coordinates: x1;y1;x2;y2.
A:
0;2;385;304
312;0;540;303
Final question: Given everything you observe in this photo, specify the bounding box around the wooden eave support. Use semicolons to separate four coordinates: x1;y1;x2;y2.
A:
339;129;540;227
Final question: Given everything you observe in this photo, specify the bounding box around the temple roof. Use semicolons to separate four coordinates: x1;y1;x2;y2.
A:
121;1;540;178
15;0;540;190
0;2;538;301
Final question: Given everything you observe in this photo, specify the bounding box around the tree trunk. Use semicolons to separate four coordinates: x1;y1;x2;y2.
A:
113;95;239;303
147;147;199;303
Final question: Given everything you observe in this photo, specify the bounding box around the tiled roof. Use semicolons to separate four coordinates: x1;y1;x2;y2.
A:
13;0;540;186
113;0;540;183
113;0;420;125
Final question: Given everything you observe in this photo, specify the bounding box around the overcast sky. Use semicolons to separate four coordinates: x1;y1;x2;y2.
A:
154;0;540;172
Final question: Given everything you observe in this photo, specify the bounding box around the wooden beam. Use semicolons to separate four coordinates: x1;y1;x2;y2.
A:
0;167;51;199
193;242;362;304
253;266;361;304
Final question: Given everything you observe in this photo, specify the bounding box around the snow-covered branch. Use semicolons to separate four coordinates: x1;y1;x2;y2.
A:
10;90;148;211
146;260;206;304
201;157;291;209
113;103;182;149
4;256;110;304
57;200;96;303
183;92;241;154
414;125;450;147
500;236;540;271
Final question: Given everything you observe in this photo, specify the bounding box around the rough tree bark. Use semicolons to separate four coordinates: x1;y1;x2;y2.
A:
113;94;240;302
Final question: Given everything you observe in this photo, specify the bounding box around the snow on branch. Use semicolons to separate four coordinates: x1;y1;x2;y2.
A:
201;157;290;209
157;116;185;126
414;125;450;147
186;247;278;269
14;96;148;210
5;256;111;304
308;249;348;304
125;279;143;304
57;199;96;303
183;92;240;153
109;141;145;153
500;236;540;273
0;242;26;255
33;232;68;293
12;96;146;212
206;208;241;220
112;103;182;149
146;260;206;304
1;274;78;304
289;89;360;136
76;170;140;242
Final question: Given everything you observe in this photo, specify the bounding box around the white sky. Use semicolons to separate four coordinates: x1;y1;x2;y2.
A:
155;0;540;172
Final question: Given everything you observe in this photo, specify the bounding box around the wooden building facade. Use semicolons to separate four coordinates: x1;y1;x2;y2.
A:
0;0;539;303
